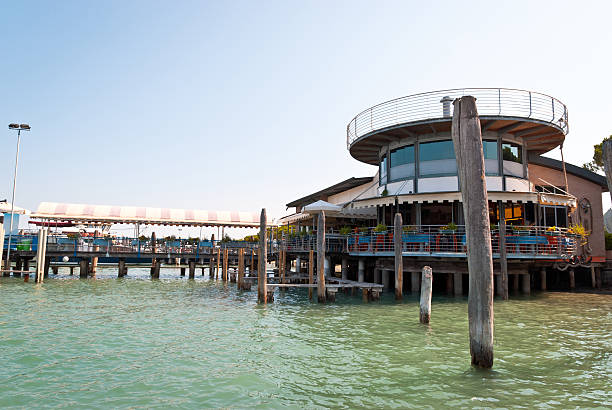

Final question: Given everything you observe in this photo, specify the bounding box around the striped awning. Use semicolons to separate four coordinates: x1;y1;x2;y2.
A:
30;202;266;228
346;191;576;209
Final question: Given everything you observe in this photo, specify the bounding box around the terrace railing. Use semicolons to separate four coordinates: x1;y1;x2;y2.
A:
278;226;578;259
347;88;569;148
4;235;259;258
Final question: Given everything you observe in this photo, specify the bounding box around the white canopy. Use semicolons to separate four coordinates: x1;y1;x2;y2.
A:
302;200;342;213
0;202;31;215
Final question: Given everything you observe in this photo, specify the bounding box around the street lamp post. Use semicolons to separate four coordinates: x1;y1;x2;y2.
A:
4;123;30;271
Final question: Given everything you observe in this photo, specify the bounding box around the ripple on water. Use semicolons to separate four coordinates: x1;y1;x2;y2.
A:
0;268;611;408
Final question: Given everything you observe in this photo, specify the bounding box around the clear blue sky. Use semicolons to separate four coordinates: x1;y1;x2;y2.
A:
2;0;611;238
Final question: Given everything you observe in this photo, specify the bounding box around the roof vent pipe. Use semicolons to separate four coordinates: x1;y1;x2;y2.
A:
440;96;453;117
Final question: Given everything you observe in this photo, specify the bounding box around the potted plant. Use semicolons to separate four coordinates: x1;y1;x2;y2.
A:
403;225;417;233
440;222;457;234
381;188;389;197
339;226;352;235
568;223;589;246
374;224;388;234
545;226;560;236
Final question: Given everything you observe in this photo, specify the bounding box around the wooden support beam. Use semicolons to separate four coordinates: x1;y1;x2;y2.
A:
216;248;220;279
118;259;126;278
495;121;522;134
394;213;403;300
454;273;463;295
257;209;267;304
317;211;326;303
452;96;494;368
569;269;575;291
222;248;228;281
420;266;432;324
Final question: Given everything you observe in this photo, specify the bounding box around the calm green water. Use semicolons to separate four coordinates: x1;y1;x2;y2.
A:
1;267;610;408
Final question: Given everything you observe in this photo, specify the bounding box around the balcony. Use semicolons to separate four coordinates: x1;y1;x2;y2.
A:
280;225;579;260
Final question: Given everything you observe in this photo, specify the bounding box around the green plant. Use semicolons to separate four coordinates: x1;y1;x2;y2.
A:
546;226;558;232
339;226;352;235
490;223;498;231
605;231;612;250
381;188;388;197
374;223;388;233
442;222;457;231
359;226;369;234
402;225;417;233
66;233;79;239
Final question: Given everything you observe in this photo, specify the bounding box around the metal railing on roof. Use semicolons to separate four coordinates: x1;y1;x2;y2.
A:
347;88;569;149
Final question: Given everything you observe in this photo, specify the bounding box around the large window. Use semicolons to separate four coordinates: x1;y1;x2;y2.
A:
389;145;415;181
380;155;387;185
483;140;499;175
502;142;523;177
419;140;457;177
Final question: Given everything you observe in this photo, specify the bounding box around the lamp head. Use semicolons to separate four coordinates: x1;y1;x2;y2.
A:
19;124;30;130
8;123;19;129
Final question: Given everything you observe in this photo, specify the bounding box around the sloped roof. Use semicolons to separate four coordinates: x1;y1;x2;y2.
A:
286;177;373;208
528;153;608;190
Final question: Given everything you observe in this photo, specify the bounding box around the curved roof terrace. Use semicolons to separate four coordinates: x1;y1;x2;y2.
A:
347;88;568;165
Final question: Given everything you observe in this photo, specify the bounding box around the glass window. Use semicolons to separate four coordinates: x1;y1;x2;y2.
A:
483;140;498;176
380;155;387;185
502;143;522;163
389;145;415;181
419;140;457;177
502;142;523;177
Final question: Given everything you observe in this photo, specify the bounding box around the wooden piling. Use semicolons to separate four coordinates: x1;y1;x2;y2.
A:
250;250;254;275
590;266;596;289
216;248;220;279
189;260;196;279
317;211;326;303
341;257;348;281
222;248;228;281
90;256;98;276
569;269;575;291
237;248;245;289
420;266;432;324
35;228;48;283
280;249;286;284
118;259;126;277
358;259;365;283
180;265;186;276
540;267;547;291
257;209;267;304
79;259;89;278
308;249;314;300
151;259;160;279
452;95;494;368
498;201;509;300
512;273;519;291
394;213;403;300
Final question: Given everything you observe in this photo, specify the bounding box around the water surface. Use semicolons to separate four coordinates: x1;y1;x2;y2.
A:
1;267;610;408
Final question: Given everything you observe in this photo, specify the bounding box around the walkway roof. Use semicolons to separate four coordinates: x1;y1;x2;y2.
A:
285;177;373;208
30;202;266;228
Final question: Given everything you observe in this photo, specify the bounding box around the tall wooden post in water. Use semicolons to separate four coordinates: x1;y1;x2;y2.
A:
308;249;314;300
394;213;403;300
498;200;509;300
452;96;494;368
257;209;267;304
317;211;326;303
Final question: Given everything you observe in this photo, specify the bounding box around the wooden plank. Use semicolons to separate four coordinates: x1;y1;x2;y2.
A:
452;96;494;368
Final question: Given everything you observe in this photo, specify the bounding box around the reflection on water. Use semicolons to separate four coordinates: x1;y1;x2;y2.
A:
0;266;610;408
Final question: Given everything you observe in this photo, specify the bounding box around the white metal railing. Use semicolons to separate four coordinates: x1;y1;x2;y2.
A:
347;88;569;148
